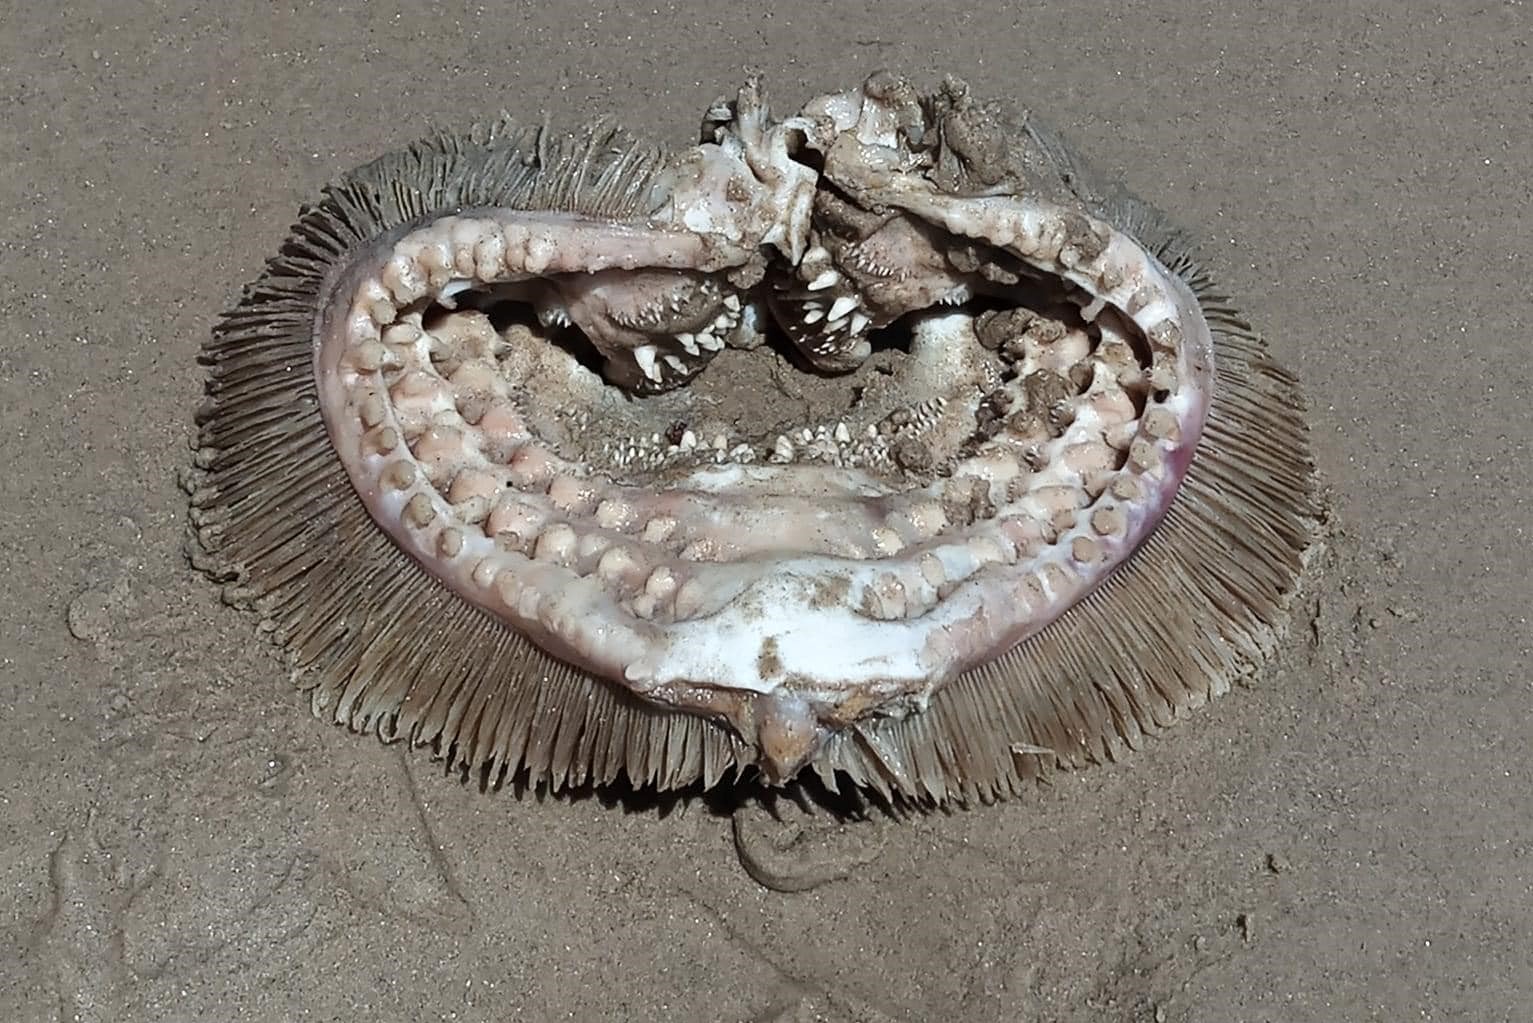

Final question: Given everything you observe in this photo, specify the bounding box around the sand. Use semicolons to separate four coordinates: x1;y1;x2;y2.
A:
2;2;1529;1020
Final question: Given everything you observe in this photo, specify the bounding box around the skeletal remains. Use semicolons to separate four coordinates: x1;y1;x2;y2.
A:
188;71;1320;805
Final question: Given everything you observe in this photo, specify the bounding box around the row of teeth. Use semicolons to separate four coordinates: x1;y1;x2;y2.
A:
602;430;733;457
632;300;741;384
599;419;878;472
845;248;897;279
799;293;870;336
594;395;956;475
768;421;867;463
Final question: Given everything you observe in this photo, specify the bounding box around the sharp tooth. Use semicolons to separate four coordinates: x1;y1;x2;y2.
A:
804;305;825;324
807;269;839;291
698;330;724;351
828;295;858;322
438;278;471;309
634;344;661;383
834;421;852;443
723;294;741;311
680;430;697;450
663;354;687;373
849;312;870;334
677;333;700;356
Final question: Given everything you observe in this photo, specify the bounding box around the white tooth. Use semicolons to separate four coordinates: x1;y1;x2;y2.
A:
800;428;813;443
677;333;700;356
849;312;870;335
807;269;839;291
438;278;472;309
828;295;858;322
834;422;852;443
804;305;825;324
698;331;724;351
713;433;727;450
634;344;661;382
663;354;687;373
867;423;879;438
680;430;697;450
723;294;741;311
771;435;795;462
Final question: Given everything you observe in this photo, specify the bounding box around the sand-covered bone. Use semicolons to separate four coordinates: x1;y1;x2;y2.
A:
189;72;1320;806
